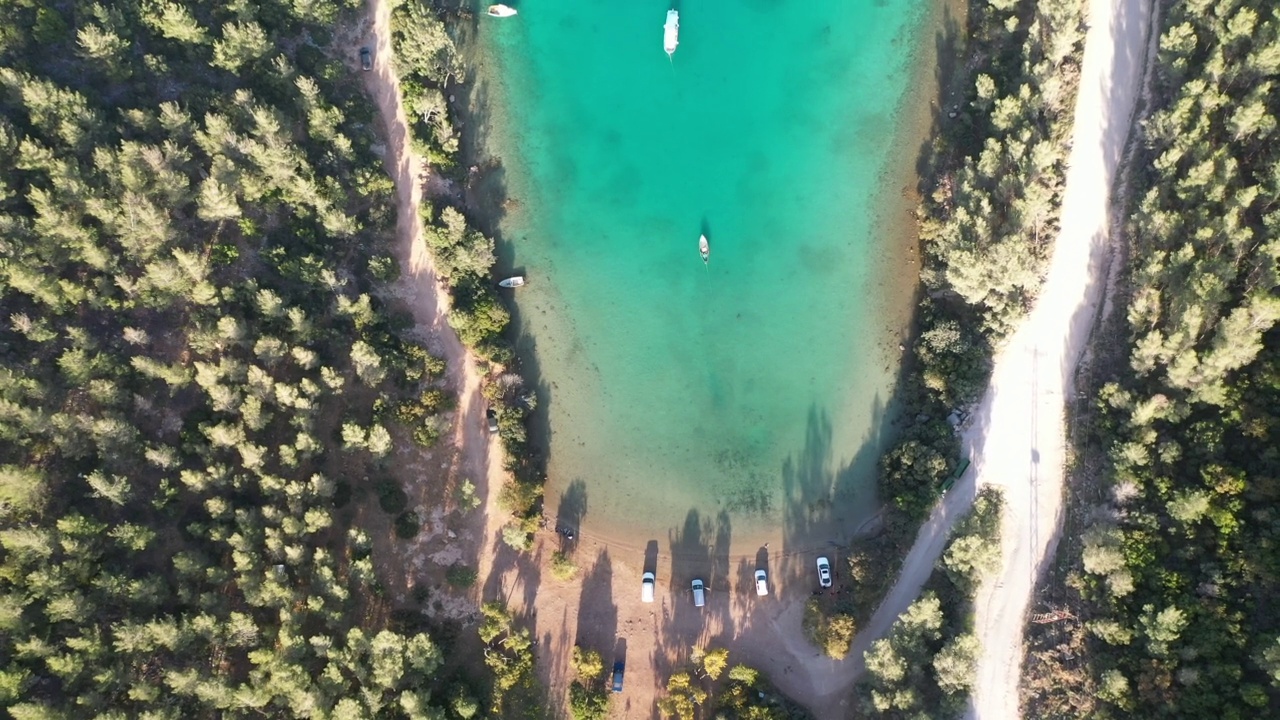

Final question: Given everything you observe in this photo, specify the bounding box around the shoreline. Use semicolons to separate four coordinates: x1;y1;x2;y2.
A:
464;2;948;560
866;0;970;345
447;0;975;715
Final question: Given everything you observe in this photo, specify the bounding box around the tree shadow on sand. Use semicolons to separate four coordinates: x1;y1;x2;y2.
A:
729;544;773;628
481;526;545;624
652;509;736;693
574;549;618;673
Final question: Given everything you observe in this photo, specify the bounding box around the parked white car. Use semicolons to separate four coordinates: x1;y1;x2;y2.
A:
691;578;706;607
754;569;768;596
641;571;655;603
816;556;832;588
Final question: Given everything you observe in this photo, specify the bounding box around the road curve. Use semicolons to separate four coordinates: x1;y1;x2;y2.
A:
789;0;1154;715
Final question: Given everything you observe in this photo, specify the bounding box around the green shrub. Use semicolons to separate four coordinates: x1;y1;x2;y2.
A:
454;479;481;512
394;389;452;423
394;511;420;539
424;353;446;378
568;682;609;720
571;646;603;681
374;478;408;514
501;522;532;551
550;550;577;581
497;480;542;517
446;290;510;349
417;389;450;413
368;255;399;283
451;689;480;719
211;243;239;265
446;563;478;588
412;415;449;448
940;487;1004;594
803;598;856;659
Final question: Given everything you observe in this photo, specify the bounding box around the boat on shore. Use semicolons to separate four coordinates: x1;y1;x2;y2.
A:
487;4;517;18
499;276;525;288
664;10;679;57
699;235;709;265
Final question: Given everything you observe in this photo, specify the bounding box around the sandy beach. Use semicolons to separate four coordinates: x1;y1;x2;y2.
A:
353;0;976;716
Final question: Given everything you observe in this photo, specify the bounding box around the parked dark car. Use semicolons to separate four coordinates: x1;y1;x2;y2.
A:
486;407;499;434
359;47;372;71
611;661;624;693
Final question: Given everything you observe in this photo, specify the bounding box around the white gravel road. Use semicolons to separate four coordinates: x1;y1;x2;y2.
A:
965;0;1152;716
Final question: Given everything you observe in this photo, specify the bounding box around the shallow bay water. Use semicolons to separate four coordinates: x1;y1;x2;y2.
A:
474;0;931;554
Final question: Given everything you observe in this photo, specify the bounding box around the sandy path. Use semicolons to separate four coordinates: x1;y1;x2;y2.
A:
963;0;1152;716
358;0;505;561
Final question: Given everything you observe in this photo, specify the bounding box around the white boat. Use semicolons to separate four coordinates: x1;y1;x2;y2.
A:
699;235;709;264
487;4;517;17
664;10;679;57
499;276;525;288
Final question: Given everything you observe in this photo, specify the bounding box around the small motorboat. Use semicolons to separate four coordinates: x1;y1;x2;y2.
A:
499;276;525;288
487;4;517;17
664;10;679;58
699;235;709;264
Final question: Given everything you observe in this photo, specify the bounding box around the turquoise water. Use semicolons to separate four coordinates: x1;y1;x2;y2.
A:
477;0;929;549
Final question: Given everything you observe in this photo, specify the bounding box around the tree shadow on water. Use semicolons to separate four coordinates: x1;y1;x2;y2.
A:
781;399;887;556
668;510;710;601
644;540;659;576
554;479;587;551
918;3;969;181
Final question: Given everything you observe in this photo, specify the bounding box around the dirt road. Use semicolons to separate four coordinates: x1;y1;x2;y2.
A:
963;0;1153;716
358;0;505;571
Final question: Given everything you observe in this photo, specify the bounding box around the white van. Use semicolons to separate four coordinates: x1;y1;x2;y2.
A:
641;571;655;603
691;578;706;607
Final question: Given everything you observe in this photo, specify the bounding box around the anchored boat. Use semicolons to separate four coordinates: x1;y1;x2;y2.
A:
664;10;679;57
699;235;709;265
487;4;517;17
498;276;525;288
